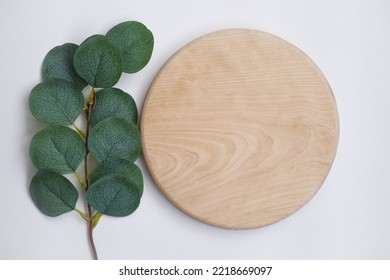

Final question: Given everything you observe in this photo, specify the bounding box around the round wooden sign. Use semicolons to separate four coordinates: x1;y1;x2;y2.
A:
141;29;339;229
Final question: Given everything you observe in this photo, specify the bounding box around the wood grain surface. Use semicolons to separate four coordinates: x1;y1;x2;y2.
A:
141;29;339;229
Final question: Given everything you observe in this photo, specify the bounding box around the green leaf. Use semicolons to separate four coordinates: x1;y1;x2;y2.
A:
91;88;138;127
106;21;154;73
88;117;141;163
30;170;79;217
29;79;84;125
29;125;86;174
91;159;143;195
87;174;140;217
42;43;87;90
73;34;123;88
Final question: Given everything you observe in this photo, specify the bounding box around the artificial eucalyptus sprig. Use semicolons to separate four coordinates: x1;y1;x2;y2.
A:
28;21;153;259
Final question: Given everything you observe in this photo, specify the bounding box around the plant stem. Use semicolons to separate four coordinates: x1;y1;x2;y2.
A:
87;204;98;260
84;87;98;260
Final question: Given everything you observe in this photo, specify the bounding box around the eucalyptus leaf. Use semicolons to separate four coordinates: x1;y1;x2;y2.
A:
29;125;86;174
87;174;141;217
91;88;138;127
29;79;84;125
106;21;154;73
88;117;141;163
42;43;87;90
30;170;79;217
91;159;143;195
73;34;123;88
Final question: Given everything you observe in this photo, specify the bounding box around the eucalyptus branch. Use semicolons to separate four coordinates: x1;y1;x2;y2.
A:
28;20;152;259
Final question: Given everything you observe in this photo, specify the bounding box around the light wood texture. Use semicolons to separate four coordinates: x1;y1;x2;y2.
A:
141;29;339;229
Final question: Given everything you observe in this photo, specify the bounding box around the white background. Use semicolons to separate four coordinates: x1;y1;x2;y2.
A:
0;0;389;260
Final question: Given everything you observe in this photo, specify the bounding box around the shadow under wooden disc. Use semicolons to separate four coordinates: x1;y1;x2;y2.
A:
141;29;339;229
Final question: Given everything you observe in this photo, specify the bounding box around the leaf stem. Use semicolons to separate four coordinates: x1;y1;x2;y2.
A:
72;123;86;139
88;87;95;105
84;87;98;260
75;208;90;221
74;171;87;189
91;212;103;229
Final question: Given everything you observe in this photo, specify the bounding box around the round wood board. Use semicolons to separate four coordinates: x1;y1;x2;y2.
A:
141;29;339;229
